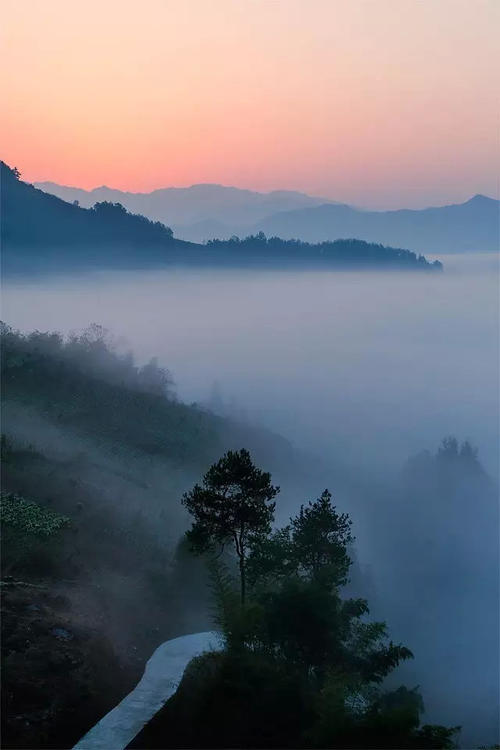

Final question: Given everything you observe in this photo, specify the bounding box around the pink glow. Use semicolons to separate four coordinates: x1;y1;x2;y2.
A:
1;0;498;208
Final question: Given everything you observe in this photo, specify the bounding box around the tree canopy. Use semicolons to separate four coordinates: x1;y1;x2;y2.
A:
165;456;460;748
182;449;279;602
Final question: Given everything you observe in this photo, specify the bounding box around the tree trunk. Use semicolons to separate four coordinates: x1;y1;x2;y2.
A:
239;553;246;605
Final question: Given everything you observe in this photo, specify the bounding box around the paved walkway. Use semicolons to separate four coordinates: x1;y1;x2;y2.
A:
73;631;220;750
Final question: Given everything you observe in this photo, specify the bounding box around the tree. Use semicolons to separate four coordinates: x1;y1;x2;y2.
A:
157;479;457;749
245;492;412;682
247;489;353;590
92;200;128;219
291;489;353;587
182;449;279;604
137;356;174;397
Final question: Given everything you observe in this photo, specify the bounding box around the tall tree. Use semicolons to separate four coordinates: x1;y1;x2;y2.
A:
161;482;458;749
247;489;353;590
182;449;279;603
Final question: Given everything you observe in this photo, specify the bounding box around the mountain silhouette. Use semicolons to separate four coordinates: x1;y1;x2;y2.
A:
34;179;498;252
1;162;192;272
33;180;331;232
2;163;441;273
251;195;499;254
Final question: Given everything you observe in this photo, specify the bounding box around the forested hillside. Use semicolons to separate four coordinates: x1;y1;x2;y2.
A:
1;323;497;748
1;162;441;272
0;323;293;749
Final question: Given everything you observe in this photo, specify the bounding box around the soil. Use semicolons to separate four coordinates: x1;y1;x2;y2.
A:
1;579;139;750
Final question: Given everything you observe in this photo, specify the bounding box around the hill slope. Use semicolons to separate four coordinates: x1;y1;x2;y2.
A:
34;175;499;252
1;161;191;272
2;162;441;271
0;323;295;748
253;195;499;254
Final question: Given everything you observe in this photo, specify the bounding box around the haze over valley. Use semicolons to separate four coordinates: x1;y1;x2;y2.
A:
2;256;498;476
1;1;499;748
1;163;498;748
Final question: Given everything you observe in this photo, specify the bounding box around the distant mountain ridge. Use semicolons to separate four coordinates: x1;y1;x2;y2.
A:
34;178;499;252
34;180;332;231
253;194;499;254
1;162;441;272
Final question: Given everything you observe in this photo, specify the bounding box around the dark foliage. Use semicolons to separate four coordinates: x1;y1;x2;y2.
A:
206;232;443;270
1;323;292;470
0;161;184;273
182;449;279;602
1;161;441;272
1;161;174;251
0;322;222;467
133;473;458;749
247;489;353;589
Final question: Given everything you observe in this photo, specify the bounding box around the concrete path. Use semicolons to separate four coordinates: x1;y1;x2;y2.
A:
73;631;220;750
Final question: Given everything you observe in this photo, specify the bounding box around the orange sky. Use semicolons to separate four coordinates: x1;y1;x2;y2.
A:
1;0;498;208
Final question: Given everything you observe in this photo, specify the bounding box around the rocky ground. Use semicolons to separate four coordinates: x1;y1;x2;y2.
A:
1;579;139;749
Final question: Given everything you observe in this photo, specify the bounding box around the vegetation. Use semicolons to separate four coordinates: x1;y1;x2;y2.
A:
1;161;176;259
0;471;137;749
133;452;458;749
0;322;293;467
1;323;233;468
0;322;304;747
1;321;174;396
1;162;441;271
206;232;443;270
0;478;72;576
1;321;495;748
1;491;70;538
182;449;279;603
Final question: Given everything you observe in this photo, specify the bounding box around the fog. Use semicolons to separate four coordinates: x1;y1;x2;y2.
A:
2;254;498;476
2;253;499;746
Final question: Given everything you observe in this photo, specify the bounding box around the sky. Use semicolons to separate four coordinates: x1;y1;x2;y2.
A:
1;0;498;208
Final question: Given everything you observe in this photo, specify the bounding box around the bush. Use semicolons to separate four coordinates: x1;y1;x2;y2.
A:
1;492;70;537
1;491;70;576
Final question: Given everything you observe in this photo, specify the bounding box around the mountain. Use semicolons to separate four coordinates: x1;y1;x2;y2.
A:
1;161;191;272
34;180;332;233
35;178;499;252
1;162;441;272
251;195;499;254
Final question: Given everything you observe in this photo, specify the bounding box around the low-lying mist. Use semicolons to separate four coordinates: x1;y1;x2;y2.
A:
1;252;498;746
2;254;498;475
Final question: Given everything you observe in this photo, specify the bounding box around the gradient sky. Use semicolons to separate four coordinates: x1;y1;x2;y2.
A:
1;0;498;208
